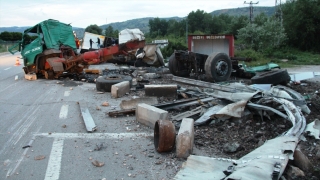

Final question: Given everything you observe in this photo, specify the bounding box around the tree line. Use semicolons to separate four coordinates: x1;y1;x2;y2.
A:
0;31;37;42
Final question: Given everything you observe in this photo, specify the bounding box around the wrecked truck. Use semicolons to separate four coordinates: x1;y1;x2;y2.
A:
9;19;163;79
169;35;272;82
169;35;236;82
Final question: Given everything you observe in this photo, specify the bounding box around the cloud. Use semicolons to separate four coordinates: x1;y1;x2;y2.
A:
0;0;275;28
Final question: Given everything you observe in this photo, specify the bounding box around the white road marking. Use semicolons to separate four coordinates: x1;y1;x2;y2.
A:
0;106;40;156
9;137;35;177
64;91;70;97
44;138;64;180
34;132;151;180
4;67;11;70
35;133;153;139
59;105;68;119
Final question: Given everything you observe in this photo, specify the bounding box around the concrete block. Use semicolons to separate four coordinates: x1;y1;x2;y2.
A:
176;118;194;158
144;84;177;97
136;103;168;128
111;81;130;98
25;74;37;80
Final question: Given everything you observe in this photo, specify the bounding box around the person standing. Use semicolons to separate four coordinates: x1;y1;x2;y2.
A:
96;38;100;49
89;38;93;49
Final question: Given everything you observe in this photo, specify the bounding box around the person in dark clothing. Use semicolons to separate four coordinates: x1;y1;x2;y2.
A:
89;38;93;49
96;38;100;49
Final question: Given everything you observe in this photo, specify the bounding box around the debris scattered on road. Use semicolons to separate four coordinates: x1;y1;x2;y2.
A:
34;155;45;160
94;143;104;151
92;160;104;167
154;120;175;152
102;101;109;106
24;74;37;80
22;145;32;149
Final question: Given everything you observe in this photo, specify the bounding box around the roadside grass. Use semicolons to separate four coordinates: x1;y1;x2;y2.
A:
235;47;320;68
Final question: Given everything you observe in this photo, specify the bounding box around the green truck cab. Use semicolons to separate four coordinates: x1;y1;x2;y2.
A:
9;19;78;78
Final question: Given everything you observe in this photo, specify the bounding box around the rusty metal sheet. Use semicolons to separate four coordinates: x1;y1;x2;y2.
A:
194;105;224;125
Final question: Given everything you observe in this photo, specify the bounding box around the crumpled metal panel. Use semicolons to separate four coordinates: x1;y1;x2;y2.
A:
226;136;299;180
204;90;260;102
175;96;306;180
304;119;320;139
174;137;299;180
46;57;65;72
194;105;224;125
174;155;232;180
212;100;247;119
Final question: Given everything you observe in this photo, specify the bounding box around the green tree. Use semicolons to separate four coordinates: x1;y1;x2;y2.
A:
11;32;22;41
85;24;102;35
167;19;186;37
253;13;268;26
187;10;212;33
282;0;320;51
229;15;249;39
149;17;168;37
237;18;286;52
215;14;233;34
105;25;114;37
0;31;12;41
113;30;119;38
161;40;187;59
210;15;227;34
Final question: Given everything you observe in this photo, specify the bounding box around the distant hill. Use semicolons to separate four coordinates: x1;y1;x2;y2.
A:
99;6;275;33
0;26;30;33
1;6;275;36
211;6;275;17
100;17;182;34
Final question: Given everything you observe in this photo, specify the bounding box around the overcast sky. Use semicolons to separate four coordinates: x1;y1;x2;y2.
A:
0;0;275;28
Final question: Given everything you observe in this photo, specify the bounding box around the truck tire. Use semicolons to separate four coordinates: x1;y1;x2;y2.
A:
168;53;189;77
205;52;232;82
251;69;291;85
96;74;132;92
44;70;54;79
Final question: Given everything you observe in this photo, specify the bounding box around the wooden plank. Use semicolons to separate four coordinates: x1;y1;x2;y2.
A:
84;69;100;74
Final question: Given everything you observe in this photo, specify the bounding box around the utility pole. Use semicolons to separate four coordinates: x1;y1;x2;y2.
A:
244;1;259;23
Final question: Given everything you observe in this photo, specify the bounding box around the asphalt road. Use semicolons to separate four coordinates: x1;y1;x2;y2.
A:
0;53;181;180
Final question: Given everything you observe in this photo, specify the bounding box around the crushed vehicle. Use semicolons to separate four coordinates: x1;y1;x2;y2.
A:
168;35;281;82
9;19;164;79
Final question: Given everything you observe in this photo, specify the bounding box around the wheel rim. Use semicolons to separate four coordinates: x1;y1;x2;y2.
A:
215;60;228;77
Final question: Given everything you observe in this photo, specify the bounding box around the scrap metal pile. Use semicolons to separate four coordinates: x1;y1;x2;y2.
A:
101;66;319;180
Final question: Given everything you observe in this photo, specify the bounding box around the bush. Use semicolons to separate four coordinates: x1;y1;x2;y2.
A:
234;49;264;61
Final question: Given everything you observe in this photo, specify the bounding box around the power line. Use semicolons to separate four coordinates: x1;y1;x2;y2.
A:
244;1;259;23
